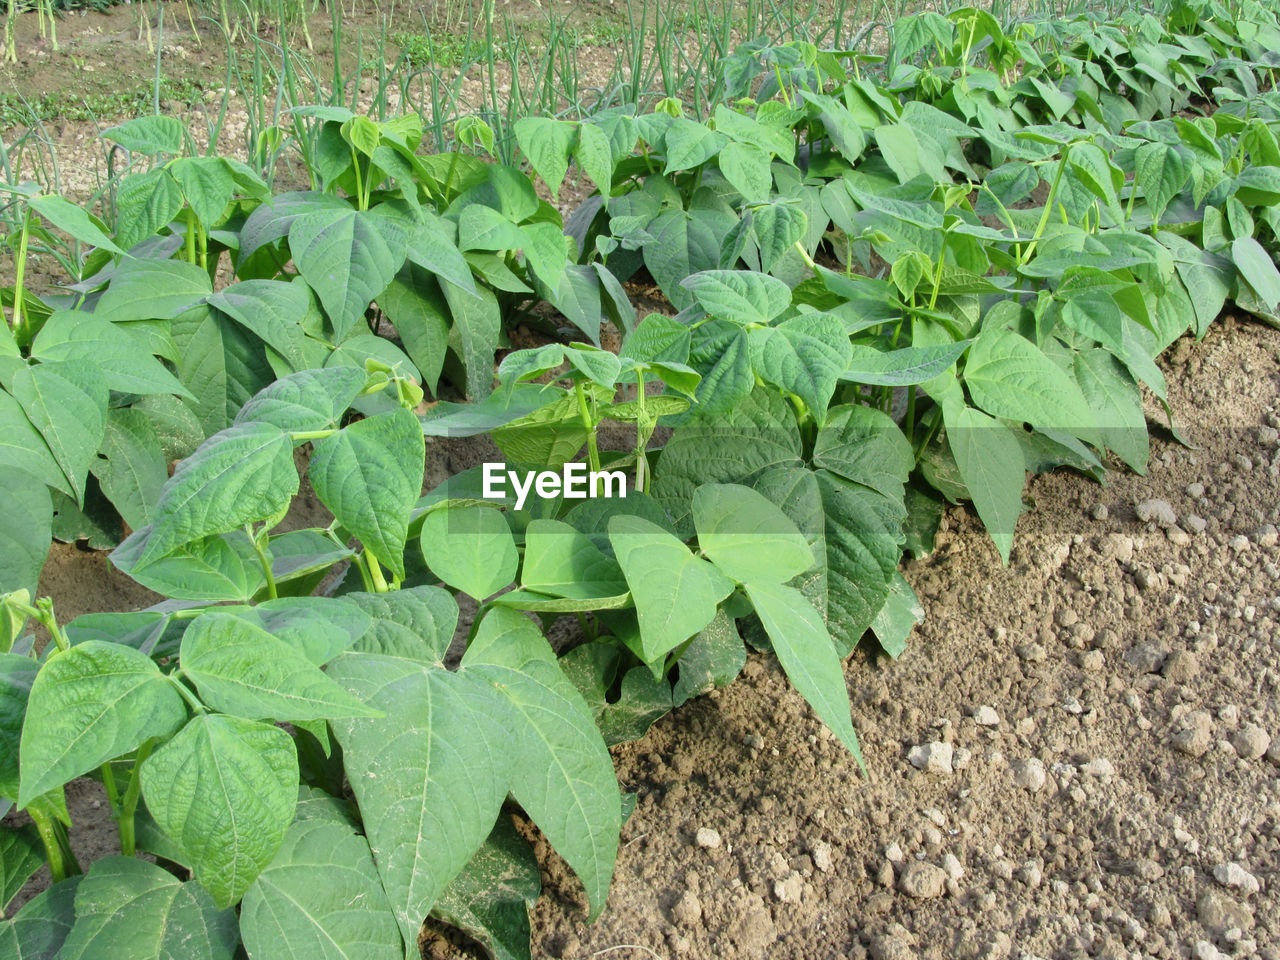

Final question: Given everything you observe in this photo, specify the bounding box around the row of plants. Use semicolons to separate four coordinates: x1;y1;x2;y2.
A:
4;0;1280;956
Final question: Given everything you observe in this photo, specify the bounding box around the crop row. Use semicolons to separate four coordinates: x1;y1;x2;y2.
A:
3;0;1280;957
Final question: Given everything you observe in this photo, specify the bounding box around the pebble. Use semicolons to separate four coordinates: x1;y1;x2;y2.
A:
1170;710;1214;757
671;889;702;925
897;861;947;899
1089;503;1109;520
1018;860;1043;887
1080;650;1104;672
1163;650;1199;682
1082;758;1115;777
1135;499;1178;526
694;827;722;849
1011;758;1047;792
1124;642;1167;673
1213;862;1261;895
942;853;964;880
773;871;804;904
810;840;833;873
1017;642;1047;662
1232;724;1271;760
1198;891;1253;931
1194;941;1229;960
908;741;953;775
885;841;905;863
973;705;1000;726
869;932;918;960
1185;514;1208;534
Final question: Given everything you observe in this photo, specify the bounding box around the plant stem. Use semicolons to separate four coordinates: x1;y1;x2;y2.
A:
10;206;30;344
633;370;647;493
1021;145;1071;265
365;549;390;592
184;207;197;264
117;741;152;858
574;381;602;476
247;525;278;600
30;809;78;882
290;429;338;442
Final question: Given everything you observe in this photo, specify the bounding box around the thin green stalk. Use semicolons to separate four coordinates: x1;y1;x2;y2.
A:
574;381;602;475
116;741;153;858
185;207;197;264
169;675;208;713
634;370;648;494
9;206;30;344
247;524;278;600
1020;145;1072;265
30;809;78;882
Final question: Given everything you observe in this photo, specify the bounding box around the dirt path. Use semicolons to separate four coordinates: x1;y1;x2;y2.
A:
520;316;1280;960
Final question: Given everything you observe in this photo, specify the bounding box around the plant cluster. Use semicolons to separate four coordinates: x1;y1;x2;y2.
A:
3;0;1280;957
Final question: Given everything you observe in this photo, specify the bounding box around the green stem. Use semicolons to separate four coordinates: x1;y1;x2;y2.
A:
350;146;365;210
793;239;818;274
168;674;207;714
117;741;152;858
198;222;209;271
247;525;278;600
365;549;390;592
184;207;197;265
290;428;338;442
10;206;30;343
1021;145;1072;266
35;598;69;652
30;809;78;882
905;385;917;445
633;370;647;494
574;381;602;475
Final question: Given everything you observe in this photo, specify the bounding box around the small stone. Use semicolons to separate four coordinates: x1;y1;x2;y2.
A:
989;859;1014;881
1124;643;1167;674
869;932;918;960
1018;860;1043;888
907;741;953;775
885;841;905;863
1082;758;1115;777
694;827;722;849
1186;482;1206;498
1017;642;1046;663
1194;941;1228;960
773;871;804;904
1232;724;1271;760
1214;862;1261;895
1080;650;1105;672
1011;757;1047;793
1090;503;1109;520
742;733;764;750
897;861;947;899
973;705;1000;726
952;747;972;770
1185;514;1207;534
1162;650;1199;683
1136;499;1178;526
1198;891;1253;931
810;840;833;873
671;890;702;925
942;853;964;880
865;891;894;916
1170;711;1214;757
1229;534;1251;552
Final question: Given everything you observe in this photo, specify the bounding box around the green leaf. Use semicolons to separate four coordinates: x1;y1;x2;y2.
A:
0;474;50;596
515;118;575;197
608;515;734;662
251;597;372;666
522;519;626;599
1232;236;1280;311
170;306;275;435
234;367;365;433
430;816;540;960
662;116;727;172
290;208;406;340
443;280;501;401
96;258;212;323
111;529;264;602
1134;141;1188;224
138;422;298;567
240;819;403;960
642;209;733;311
31;311;188;398
377;264;450;394
573;121;614;196
140;715;297;908
1073;347;1148;473
0;390;70;496
751;202;808;273
327;654;508;955
671;608;745;706
310;408;424;580
11;362;107;505
0;875;80;958
0;654;38;799
419;506;518;600
180;613;379;722
405;214;477;297
456;205;524;253
748;314;851;415
112;170;184;251
560;644;672;746
744;579;863;767
718;141;772;203
687;323;753;415
343;586;458;662
811;403;913;502
206;280;317;374
1;826;43;913
692;483;812;583
170;157;236;228
27;195;123;254
463;609;621;920
520;222;570;292
963;327;1095;438
841;340;971;386
945;405;1024;563
869;571;922;659
101;116;185;155
91;408;167;531
18;641;187;807
682;269;791;324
